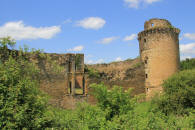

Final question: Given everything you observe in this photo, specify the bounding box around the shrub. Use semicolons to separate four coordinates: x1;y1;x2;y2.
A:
0;37;51;129
180;58;195;70
157;69;195;115
132;61;142;68
45;103;107;129
90;83;136;120
85;68;100;78
0;57;50;129
45;83;194;129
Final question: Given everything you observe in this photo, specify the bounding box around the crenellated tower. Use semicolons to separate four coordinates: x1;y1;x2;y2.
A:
138;18;180;99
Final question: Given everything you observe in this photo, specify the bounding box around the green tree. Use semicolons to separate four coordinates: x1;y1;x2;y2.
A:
0;37;50;129
0;37;15;49
156;69;195;115
90;83;136;120
180;58;195;70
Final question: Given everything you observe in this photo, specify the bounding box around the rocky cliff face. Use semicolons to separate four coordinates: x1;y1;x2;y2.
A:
87;58;145;95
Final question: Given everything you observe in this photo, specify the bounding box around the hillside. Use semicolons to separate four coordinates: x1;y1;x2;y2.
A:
87;58;145;95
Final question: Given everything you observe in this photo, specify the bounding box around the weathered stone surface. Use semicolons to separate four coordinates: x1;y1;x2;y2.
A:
138;18;180;99
87;58;145;96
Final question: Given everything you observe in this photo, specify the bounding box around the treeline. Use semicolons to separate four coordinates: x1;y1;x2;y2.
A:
180;58;195;70
0;37;194;129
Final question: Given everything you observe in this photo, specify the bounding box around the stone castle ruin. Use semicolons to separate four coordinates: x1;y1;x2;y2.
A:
0;18;181;108
34;53;88;108
138;18;180;99
63;18;181;100
64;53;87;96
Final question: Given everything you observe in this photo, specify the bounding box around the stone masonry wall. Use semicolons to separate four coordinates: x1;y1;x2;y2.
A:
29;52;87;109
138;18;180;99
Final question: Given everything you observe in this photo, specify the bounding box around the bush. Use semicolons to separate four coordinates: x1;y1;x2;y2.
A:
45;103;107;129
180;58;195;70
90;83;138;120
157;69;195;115
85;67;100;78
0;37;51;129
132;61;142;68
43;83;194;129
0;57;50;129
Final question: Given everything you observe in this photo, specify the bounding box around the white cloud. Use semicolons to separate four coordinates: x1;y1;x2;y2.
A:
123;34;137;41
124;0;140;8
98;36;119;44
67;45;84;52
124;0;161;8
0;21;61;40
183;33;195;40
85;60;94;64
180;55;192;61
180;43;195;54
144;0;160;4
96;59;104;64
63;19;72;24
86;54;93;58
76;17;106;30
179;43;195;61
115;57;122;62
85;59;105;64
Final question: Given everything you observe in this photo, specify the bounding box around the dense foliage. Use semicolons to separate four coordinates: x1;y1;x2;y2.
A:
85;67;100;78
0;57;49;129
180;58;195;70
156;69;195;115
46;83;194;129
90;83;137;120
0;37;53;129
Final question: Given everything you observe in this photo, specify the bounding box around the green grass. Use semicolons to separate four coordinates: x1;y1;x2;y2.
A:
75;88;83;94
67;87;83;95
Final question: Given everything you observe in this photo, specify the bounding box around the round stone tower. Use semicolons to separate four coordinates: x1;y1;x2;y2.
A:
138;18;180;99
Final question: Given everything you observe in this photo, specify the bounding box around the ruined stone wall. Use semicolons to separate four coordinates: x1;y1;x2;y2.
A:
28;52;87;108
64;53;86;96
87;58;145;95
75;54;85;90
138;18;180;99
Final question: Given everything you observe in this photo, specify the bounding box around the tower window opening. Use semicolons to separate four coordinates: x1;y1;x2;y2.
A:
68;62;71;72
147;88;149;92
144;39;146;43
145;56;148;64
145;74;148;78
145;59;148;64
83;77;85;95
151;23;154;27
69;82;72;94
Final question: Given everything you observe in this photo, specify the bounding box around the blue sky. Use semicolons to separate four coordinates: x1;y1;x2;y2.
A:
0;0;195;64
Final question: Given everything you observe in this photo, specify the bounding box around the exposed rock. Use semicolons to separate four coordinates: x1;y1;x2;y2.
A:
87;58;145;95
